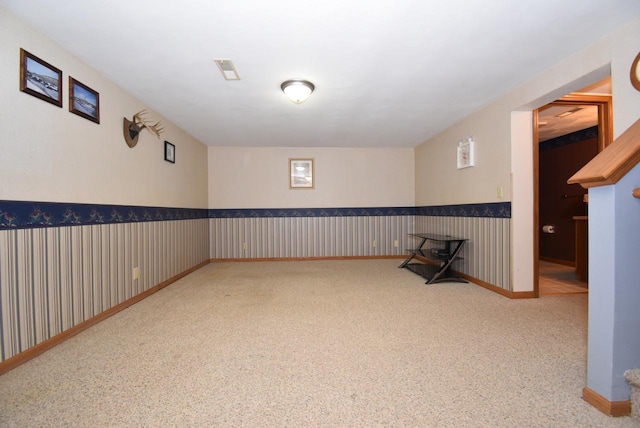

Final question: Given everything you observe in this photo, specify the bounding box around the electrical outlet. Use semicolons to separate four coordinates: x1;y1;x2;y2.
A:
243;242;248;250
373;240;377;247
133;267;140;280
394;240;399;248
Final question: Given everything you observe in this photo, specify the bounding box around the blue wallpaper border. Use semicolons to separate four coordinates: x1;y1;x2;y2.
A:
208;207;417;218
0;201;511;230
0;200;208;230
539;125;598;151
415;202;511;218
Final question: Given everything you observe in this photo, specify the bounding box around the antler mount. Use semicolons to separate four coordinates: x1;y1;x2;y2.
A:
123;110;164;148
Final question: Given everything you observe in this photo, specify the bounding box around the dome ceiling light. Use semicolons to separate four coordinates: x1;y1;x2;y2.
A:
281;79;314;104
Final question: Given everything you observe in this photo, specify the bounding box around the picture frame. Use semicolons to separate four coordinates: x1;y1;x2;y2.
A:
69;77;100;123
289;158;314;189
164;141;175;163
457;139;475;169
19;48;62;107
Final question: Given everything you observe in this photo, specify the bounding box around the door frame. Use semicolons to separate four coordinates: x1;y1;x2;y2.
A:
533;94;612;296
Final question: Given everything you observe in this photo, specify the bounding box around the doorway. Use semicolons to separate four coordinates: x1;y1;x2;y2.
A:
533;80;612;297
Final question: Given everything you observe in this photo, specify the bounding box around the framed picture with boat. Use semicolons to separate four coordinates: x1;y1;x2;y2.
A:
69;77;100;123
19;48;63;107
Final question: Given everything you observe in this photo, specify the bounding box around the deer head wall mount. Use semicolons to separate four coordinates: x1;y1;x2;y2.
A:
123;110;164;148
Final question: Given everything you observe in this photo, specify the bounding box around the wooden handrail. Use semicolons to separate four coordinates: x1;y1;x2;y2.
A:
568;118;640;188
633;188;640;199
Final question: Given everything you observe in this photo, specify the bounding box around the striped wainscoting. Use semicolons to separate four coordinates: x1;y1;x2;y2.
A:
0;200;513;367
0;218;209;363
210;215;414;259
208;203;512;292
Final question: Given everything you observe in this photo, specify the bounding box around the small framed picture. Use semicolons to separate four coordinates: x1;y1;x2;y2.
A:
289;158;314;189
19;48;62;107
69;77;100;123
164;141;175;163
457;139;475;169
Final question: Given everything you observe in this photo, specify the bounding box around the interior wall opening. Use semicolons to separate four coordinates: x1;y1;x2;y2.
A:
534;77;612;297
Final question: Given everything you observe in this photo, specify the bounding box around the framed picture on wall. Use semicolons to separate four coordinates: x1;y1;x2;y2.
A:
69;77;100;123
164;141;175;163
457;138;475;169
289;158;314;189
19;48;63;107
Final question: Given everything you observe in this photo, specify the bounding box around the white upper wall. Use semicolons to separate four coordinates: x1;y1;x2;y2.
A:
0;6;209;208
415;16;640;207
208;147;415;209
414;112;512;206
414;16;640;293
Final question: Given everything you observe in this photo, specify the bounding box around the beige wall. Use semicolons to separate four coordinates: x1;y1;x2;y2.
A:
414;109;512;206
208;147;415;209
415;16;640;291
415;17;640;207
0;7;209;208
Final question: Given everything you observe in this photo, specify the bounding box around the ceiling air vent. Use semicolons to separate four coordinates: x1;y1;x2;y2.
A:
214;59;240;80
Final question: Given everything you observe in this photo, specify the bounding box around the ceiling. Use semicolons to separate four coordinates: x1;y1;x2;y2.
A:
537;78;611;142
538;104;599;142
2;1;640;148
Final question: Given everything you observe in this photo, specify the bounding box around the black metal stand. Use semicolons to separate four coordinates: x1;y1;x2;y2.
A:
399;233;467;284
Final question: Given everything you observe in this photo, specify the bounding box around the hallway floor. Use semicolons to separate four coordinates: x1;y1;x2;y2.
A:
539;260;588;296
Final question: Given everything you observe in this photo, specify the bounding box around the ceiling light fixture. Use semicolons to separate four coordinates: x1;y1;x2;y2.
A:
281;79;314;104
555;107;582;118
556;111;574;118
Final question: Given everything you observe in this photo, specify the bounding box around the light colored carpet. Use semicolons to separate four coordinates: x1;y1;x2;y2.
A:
0;259;636;427
626;369;640;421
